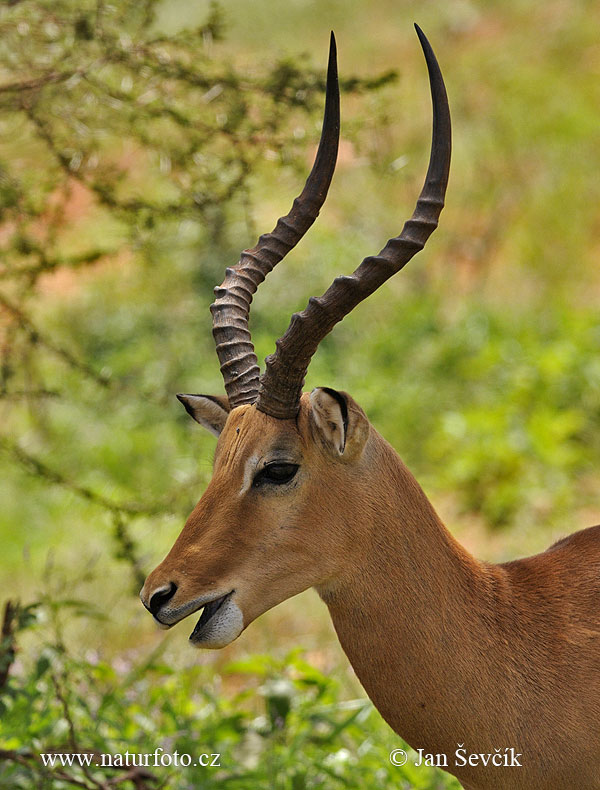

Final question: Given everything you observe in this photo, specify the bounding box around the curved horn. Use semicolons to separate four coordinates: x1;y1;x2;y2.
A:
256;25;451;420
209;33;340;409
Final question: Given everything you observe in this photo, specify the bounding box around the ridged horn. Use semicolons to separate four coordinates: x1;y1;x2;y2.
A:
256;25;451;419
209;32;340;408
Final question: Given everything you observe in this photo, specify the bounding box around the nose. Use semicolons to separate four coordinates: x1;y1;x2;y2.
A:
145;582;178;616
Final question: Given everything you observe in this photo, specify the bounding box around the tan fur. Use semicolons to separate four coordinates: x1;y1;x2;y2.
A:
141;390;600;789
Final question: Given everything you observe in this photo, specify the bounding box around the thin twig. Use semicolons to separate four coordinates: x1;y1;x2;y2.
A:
52;673;108;790
0;436;164;516
0;291;111;388
0;70;76;95
0;600;16;690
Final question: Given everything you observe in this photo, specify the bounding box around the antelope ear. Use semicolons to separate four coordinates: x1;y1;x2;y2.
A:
309;387;369;459
176;394;230;437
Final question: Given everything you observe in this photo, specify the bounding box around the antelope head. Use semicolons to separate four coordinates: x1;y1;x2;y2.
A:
140;26;451;649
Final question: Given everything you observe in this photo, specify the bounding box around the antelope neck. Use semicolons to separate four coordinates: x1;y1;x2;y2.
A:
317;433;517;760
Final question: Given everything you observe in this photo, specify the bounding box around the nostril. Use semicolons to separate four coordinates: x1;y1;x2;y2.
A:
148;582;177;616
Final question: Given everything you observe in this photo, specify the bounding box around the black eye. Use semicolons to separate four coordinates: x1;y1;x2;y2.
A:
253;462;299;487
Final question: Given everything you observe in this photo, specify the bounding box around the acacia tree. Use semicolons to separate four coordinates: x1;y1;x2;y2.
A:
0;0;393;584
0;4;397;785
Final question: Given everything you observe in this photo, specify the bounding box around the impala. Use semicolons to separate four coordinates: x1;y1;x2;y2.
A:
140;27;600;790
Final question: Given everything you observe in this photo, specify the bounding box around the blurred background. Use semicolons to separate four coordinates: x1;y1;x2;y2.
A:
1;0;599;787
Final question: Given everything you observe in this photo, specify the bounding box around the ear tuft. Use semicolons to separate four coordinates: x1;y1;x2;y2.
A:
176;394;230;437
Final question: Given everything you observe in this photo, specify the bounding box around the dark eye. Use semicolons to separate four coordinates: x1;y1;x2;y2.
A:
253;463;299;487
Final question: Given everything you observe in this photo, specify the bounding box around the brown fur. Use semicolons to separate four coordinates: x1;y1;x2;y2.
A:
142;391;600;789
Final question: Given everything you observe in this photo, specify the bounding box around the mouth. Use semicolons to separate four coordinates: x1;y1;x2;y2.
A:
189;591;234;642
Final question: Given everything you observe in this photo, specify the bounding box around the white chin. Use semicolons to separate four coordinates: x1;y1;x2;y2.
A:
189;598;244;649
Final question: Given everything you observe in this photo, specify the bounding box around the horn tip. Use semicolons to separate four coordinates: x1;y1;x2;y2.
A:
413;23;428;47
328;30;338;66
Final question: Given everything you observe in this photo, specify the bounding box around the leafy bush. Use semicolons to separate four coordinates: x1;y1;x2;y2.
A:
0;600;458;789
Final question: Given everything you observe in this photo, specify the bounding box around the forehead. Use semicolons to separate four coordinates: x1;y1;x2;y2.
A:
215;405;302;466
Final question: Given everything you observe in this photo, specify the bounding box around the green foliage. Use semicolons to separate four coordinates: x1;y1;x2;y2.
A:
337;297;600;529
2;1;600;788
0;0;391;585
421;308;600;528
0;601;459;789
